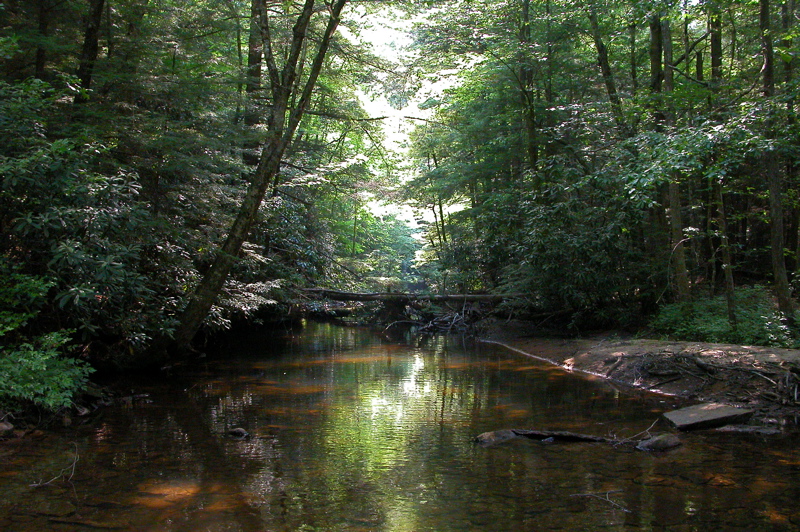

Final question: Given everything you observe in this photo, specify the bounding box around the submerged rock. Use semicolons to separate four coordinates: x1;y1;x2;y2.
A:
714;425;781;435
474;429;518;446
635;433;681;452
228;427;249;439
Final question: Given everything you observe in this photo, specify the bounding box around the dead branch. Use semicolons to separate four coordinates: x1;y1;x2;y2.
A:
612;419;659;447
570;490;631;513
31;442;79;487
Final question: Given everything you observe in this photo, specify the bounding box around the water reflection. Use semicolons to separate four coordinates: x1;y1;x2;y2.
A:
1;322;799;530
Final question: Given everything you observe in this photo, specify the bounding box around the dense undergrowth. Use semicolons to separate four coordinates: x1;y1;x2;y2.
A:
650;286;799;348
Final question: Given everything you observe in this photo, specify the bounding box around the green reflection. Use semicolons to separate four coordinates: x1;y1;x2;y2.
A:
3;322;799;531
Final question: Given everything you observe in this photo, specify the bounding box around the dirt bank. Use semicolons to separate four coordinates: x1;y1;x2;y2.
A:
477;319;800;426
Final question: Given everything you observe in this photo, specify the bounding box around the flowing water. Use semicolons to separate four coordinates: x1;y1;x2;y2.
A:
1;322;800;531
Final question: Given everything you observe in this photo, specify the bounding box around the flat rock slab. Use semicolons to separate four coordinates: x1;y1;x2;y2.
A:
663;403;754;431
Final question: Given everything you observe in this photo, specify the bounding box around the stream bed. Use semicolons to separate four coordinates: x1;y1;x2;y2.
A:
1;321;799;531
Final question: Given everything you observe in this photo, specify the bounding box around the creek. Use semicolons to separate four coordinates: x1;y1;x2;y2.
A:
1;321;799;531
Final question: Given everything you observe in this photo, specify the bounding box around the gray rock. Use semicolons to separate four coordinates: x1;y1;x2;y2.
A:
474;429;518;446
636;433;681;451
228;427;249;439
714;425;781;435
663;402;753;431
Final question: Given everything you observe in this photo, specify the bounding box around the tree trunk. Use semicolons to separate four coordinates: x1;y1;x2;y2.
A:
75;0;106;102
35;2;50;80
649;14;664;125
782;1;798;271
518;0;538;174
716;181;737;329
245;0;265;127
629;20;638;97
438;197;447;244
173;0;349;350
662;19;691;301
588;9;626;133
761;0;795;323
242;0;267;165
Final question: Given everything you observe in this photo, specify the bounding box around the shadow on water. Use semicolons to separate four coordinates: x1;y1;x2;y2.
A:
2;321;800;530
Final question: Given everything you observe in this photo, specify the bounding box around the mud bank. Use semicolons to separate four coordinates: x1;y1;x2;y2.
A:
478;319;800;426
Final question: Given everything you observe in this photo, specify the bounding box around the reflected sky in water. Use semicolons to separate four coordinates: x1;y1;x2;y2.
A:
2;321;800;531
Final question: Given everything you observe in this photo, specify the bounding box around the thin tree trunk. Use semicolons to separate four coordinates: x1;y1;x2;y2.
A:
351;207;358;256
173;0;348;350
75;0;106;102
588;9;627;133
231;0;244;125
707;3;723;117
629;20;638;96
243;0;267;165
649;14;664;125
438;197;447;244
518;0;538;173
761;0;795;323
35;2;50;79
665;19;692;301
668;182;691;301
782;1;798;271
431;205;443;248
716;181;737;329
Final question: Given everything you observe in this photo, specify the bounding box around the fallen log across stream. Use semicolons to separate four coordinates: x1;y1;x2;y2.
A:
301;288;528;303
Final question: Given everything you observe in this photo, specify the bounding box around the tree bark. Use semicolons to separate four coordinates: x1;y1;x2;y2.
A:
649;14;665;125
709;4;722;91
245;0;266;127
782;1;798;271
761;0;795;323
629;21;638;97
75;0;106;102
35;2;51;80
662;19;691;302
242;0;268;165
716;181;737;329
518;0;538;174
588;9;626;133
173;0;349;350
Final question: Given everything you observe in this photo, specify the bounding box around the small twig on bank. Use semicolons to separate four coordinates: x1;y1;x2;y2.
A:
30;442;79;487
747;369;778;386
570;490;631;513
647;376;682;389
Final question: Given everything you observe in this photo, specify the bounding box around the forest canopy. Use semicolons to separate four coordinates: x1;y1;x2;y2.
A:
1;0;799;409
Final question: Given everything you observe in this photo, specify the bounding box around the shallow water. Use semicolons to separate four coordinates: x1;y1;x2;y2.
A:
1;322;800;531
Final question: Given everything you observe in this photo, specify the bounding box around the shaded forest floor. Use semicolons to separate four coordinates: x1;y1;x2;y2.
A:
477;319;800;427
